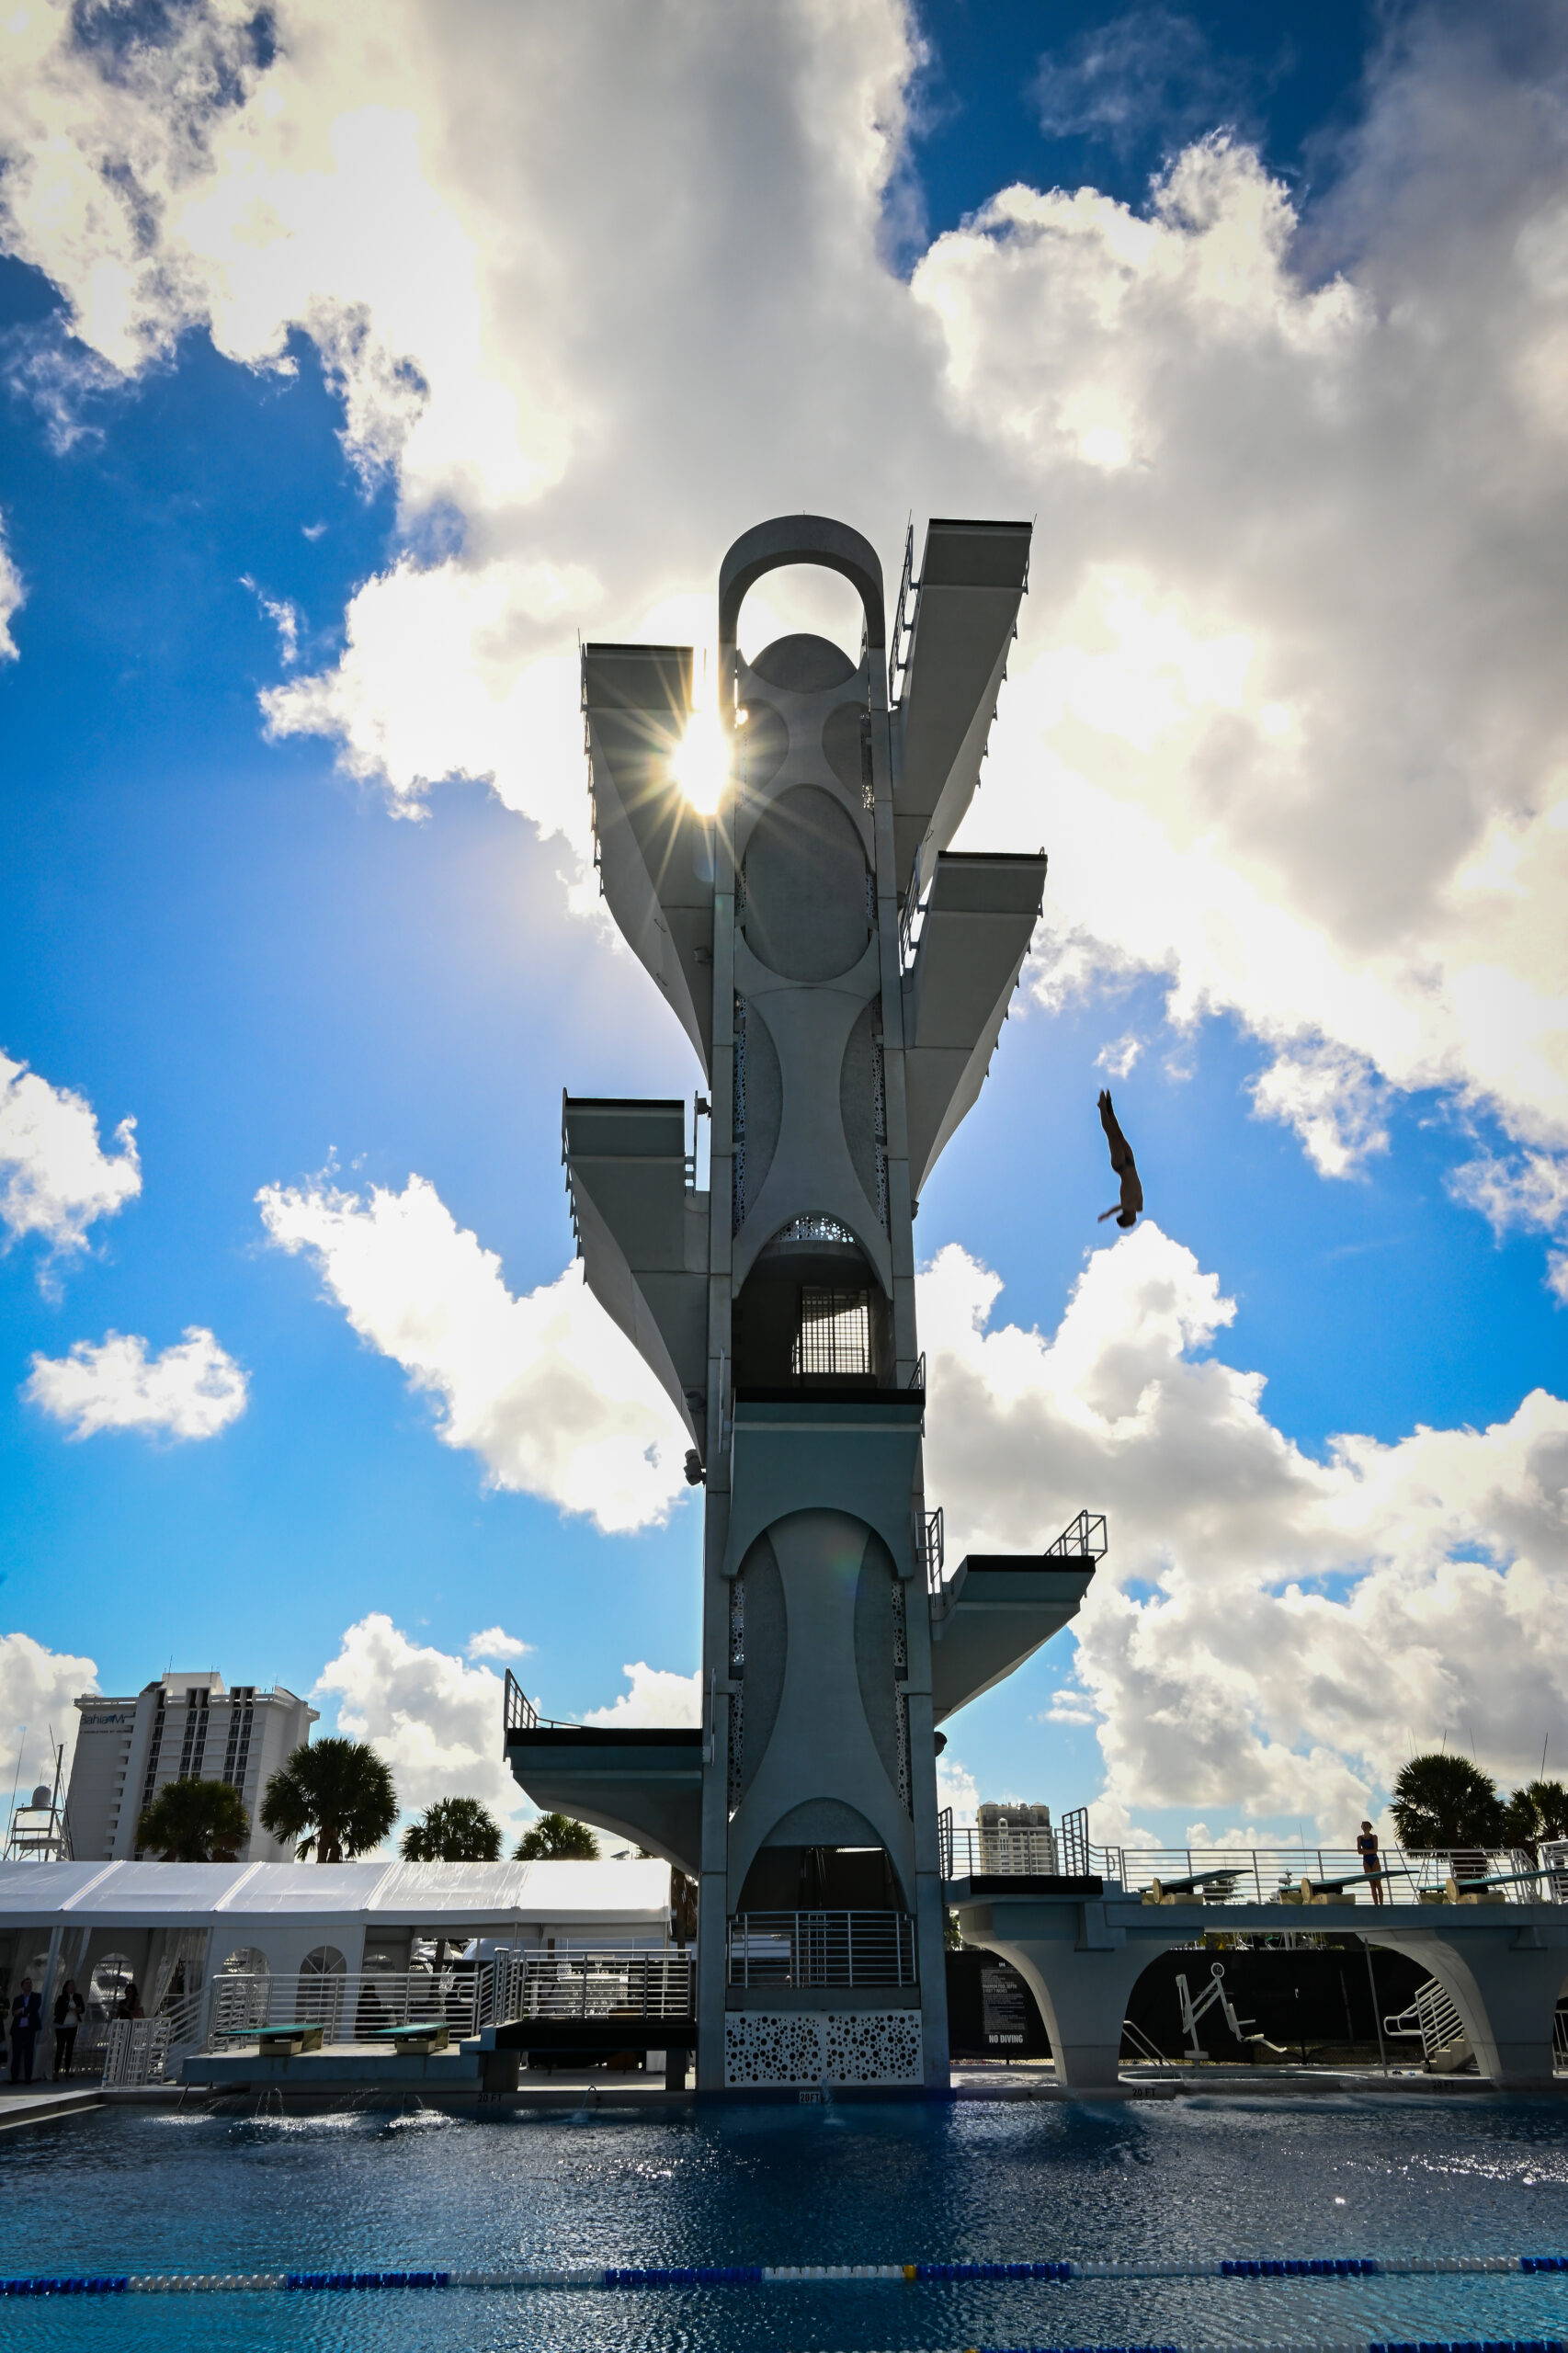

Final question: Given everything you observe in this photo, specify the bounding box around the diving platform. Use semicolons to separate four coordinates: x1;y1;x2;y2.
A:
503;1675;703;1878
928;1512;1104;1722
946;1871;1568;2093
902;850;1048;1198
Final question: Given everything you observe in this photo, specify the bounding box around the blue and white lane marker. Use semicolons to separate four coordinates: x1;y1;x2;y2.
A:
5;2253;1568;2297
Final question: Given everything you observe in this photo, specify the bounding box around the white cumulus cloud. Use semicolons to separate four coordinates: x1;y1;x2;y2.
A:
256;1170;689;1533
1249;1043;1391;1180
0;1051;141;1259
6;2;1568;1238
0;1631;98;1798
315;1612;523;1833
918;1230;1568;1835
1449;1147;1568;1306
582;1662;702;1730
0;515;23;659
465;1626;531;1663
24;1326;248;1441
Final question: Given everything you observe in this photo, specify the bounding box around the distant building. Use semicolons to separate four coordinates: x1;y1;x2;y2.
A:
67;1673;319;1862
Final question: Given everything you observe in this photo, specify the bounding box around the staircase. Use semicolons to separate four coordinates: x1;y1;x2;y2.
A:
1384;1976;1471;2072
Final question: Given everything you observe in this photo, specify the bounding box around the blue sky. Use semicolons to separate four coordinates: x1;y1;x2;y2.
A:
1;0;1565;1850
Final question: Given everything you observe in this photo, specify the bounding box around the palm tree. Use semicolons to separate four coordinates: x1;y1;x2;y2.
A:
400;1796;502;1861
137;1777;248;1861
1390;1753;1504;1850
1501;1779;1568;1857
260;1737;397;1862
514;1812;599;1859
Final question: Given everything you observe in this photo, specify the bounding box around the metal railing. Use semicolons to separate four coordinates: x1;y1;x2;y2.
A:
897;870;929;972
887;519;918;709
202;1950;687;2058
504;1668;538;1736
514;1951;691;2023
727;1911;917;1989
939;1827;1568;1908
503;1673;576;1738
102;1992;206;2088
1045;1510;1108;1561
1384;1976;1470;2070
916;1506;944;1593
1056;1804;1092;1879
209;1964;498;2051
939;1810;1113;1882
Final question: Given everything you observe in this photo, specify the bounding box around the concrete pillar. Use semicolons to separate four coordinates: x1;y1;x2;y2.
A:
959;1898;1152;2091
1369;1924;1568;2086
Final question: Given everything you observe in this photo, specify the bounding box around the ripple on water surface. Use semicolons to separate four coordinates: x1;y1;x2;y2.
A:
5;2093;1568;2347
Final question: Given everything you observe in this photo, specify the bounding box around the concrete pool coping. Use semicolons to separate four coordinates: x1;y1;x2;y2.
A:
5;2063;1567;2128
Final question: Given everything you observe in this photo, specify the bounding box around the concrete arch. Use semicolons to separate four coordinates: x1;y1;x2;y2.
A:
725;1508;915;1912
719;515;886;669
1364;1924;1567;2086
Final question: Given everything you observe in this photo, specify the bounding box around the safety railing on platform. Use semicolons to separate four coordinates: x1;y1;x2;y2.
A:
209;1968;481;2051
502;1672;576;1738
939;1826;1568;1908
897;867;928;972
887;517;918;709
101;1992;206;2089
202;1950;688;2059
938;1808;1122;1883
916;1506;944;1593
1045;1510;1108;1561
504;1668;537;1736
513;1950;692;2023
727;1911;917;1989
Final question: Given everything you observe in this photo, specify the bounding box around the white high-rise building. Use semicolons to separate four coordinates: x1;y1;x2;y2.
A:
66;1673;319;1862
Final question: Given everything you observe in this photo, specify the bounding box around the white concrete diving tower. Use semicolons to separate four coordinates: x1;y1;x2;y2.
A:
506;513;1100;2095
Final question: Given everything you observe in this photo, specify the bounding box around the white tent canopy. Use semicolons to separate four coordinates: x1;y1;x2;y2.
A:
0;1857;672;1936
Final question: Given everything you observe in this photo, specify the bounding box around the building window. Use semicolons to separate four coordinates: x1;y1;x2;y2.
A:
791;1289;871;1378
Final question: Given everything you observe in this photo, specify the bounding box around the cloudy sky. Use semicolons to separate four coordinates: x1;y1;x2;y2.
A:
2;0;1565;1853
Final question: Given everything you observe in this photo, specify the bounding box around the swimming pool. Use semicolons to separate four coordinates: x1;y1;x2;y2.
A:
5;2092;1568;2347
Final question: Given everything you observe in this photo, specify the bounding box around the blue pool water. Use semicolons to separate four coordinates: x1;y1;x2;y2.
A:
5;2092;1568;2347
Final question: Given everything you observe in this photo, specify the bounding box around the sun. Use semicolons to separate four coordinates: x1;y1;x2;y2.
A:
671;710;730;815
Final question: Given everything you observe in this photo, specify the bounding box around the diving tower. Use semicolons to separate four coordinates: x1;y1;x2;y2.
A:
506;514;1096;2093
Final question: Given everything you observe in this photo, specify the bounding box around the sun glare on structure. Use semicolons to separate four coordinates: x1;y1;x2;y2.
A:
672;710;730;814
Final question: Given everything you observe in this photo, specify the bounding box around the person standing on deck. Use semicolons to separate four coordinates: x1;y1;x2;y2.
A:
53;1980;85;2076
9;1977;41;2082
1357;1820;1385;1905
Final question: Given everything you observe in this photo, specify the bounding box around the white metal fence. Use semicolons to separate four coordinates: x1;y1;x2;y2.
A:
101;1992;206;2088
200;1949;693;2061
726;1911;917;1989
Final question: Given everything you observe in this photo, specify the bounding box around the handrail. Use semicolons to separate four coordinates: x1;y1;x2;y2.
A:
727;1910;917;1990
915;1506;944;1594
1044;1510;1108;1561
502;1671;576;1739
504;1669;538;1737
940;1830;1568;1907
887;518;917;709
204;1952;692;2052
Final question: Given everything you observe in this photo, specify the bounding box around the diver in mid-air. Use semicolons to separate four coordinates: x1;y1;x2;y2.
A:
1096;1089;1142;1229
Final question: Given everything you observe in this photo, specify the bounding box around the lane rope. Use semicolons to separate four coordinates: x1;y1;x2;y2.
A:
2;2253;1567;2296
